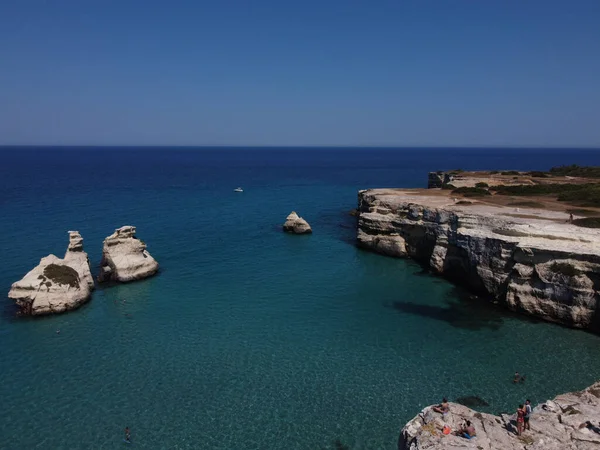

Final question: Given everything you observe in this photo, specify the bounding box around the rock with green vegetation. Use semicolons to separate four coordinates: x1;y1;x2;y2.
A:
8;231;94;315
98;225;159;282
400;381;600;450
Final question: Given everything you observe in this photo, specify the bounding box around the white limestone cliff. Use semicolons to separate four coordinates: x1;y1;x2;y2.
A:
399;382;600;450
98;225;159;282
283;211;312;234
357;189;600;330
8;231;94;315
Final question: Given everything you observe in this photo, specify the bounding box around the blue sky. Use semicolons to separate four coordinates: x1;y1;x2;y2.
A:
0;1;599;147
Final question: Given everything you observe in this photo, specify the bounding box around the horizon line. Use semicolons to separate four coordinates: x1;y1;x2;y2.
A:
1;144;600;150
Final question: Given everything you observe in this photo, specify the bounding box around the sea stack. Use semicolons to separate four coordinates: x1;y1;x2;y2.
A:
8;231;95;315
98;225;159;282
283;211;312;234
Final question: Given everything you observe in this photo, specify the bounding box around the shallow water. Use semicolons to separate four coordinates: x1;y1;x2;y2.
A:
1;147;600;449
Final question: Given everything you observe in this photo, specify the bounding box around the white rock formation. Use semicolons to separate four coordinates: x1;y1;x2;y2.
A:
283;211;312;234
98;226;159;282
8;231;94;315
399;382;600;450
357;188;600;330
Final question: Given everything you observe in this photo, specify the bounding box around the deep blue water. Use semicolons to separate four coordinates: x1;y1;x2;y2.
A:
1;147;600;449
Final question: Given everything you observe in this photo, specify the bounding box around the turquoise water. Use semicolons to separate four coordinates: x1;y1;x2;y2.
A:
1;147;600;449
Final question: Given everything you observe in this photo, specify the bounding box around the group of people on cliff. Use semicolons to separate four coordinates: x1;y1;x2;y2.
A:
431;396;533;439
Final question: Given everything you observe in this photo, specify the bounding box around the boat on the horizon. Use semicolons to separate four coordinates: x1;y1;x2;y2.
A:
234;187;243;192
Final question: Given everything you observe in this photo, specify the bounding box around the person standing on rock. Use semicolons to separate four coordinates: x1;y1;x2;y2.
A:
524;400;532;430
516;404;525;435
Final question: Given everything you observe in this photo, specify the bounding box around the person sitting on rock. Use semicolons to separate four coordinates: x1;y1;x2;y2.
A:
456;420;476;439
432;398;449;414
579;421;600;434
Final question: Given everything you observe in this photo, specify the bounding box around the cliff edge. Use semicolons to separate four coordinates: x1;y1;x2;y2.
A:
399;382;600;450
357;188;600;330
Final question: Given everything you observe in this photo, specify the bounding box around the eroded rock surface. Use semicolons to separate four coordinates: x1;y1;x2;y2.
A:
283;211;312;234
400;382;600;450
98;225;159;282
357;189;600;330
8;231;94;315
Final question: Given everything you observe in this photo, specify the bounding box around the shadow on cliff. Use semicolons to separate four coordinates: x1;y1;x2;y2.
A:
387;287;508;331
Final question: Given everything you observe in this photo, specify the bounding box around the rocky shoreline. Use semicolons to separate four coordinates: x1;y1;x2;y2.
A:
399;381;600;449
356;187;600;331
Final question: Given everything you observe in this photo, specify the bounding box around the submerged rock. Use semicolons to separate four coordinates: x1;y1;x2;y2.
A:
98;225;159;282
8;231;94;315
399;381;600;450
283;211;312;234
456;395;490;408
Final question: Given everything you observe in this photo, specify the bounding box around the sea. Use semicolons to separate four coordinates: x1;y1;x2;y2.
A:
1;146;599;449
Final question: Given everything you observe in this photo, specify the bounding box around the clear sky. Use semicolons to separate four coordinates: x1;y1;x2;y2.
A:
1;1;599;147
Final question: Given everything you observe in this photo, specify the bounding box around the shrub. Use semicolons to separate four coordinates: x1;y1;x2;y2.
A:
550;262;580;277
557;185;600;206
567;208;600;217
441;183;456;190
475;182;489;188
528;171;550;178
493;183;600;206
549;165;600;178
573;217;600;228
489;170;499;174
501;170;520;175
43;264;80;288
452;187;491;197
456;200;473;205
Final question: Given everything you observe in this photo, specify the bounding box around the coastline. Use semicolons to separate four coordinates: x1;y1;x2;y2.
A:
399;381;600;449
355;171;600;332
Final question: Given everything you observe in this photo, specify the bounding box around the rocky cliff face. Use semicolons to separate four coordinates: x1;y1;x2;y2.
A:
98;225;159;282
8;231;94;315
357;189;600;330
399;382;600;450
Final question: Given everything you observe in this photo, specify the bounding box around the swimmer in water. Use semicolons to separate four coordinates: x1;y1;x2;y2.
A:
125;427;131;443
56;329;60;334
513;372;520;383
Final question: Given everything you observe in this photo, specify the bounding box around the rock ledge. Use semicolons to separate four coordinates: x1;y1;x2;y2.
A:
400;381;600;450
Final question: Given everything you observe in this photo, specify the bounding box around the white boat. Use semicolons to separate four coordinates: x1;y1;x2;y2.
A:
234;187;243;192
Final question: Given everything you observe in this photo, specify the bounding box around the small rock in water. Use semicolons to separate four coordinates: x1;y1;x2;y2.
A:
455;395;490;408
282;211;312;234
